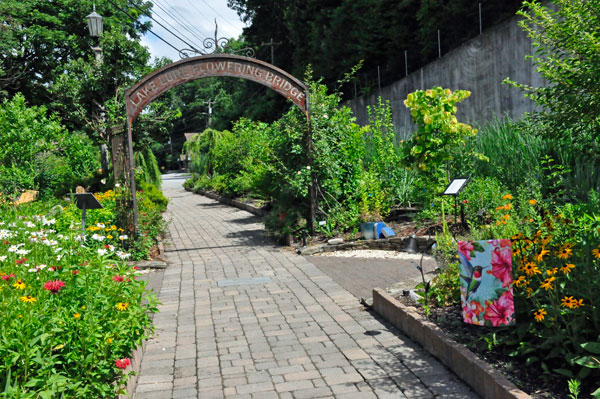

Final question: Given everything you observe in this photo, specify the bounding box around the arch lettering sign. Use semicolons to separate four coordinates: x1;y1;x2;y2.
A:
126;54;307;122
122;54;311;232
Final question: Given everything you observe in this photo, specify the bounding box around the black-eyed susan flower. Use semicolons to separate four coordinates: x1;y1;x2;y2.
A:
116;302;129;311
73;313;81;319
13;279;25;290
561;263;575;275
556;245;573;260
523;262;541;276
534;308;546;322
540;276;556;291
20;295;36;303
503;194;513;200
546;267;558;276
592;246;600;259
561;296;577;309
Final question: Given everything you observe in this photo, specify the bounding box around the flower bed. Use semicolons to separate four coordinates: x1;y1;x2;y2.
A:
0;198;159;397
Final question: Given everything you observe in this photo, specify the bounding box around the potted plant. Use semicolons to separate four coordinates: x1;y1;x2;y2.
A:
358;186;385;240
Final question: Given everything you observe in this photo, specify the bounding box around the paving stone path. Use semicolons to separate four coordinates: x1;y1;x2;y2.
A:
134;174;479;399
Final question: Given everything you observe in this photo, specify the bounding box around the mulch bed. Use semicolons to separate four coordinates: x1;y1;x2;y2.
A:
394;296;572;399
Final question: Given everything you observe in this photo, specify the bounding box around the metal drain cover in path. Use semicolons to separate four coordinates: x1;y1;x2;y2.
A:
217;276;272;287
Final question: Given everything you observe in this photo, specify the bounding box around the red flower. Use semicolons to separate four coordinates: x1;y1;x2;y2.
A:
43;280;66;293
113;275;124;282
16;258;28;265
1;273;15;281
458;241;474;260
72;270;80;275
132;266;138;270
115;358;131;369
484;290;514;327
488;247;513;288
3;240;9;245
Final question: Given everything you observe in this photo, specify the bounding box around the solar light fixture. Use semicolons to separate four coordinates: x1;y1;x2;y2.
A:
442;178;469;225
74;193;103;233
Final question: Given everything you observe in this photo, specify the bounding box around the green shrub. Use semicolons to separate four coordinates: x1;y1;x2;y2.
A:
0;94;100;198
137;181;169;212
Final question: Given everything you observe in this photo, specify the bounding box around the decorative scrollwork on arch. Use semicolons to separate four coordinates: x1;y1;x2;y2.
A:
178;19;255;59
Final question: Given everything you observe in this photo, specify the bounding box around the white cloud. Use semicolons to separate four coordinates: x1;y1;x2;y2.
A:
141;0;246;62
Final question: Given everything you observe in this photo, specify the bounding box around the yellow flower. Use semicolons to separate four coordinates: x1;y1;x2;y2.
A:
73;313;81;319
561;296;578;309
106;337;113;344
502;194;513;200
503;214;510;221
540;276;556;291
107;235;113;239
526;287;533;297
81;305;86;310
534;308;546;322
116;302;129;311
592;247;600;259
534;248;550;262
523;262;541;276
528;199;537;205
13;279;26;290
514;276;529;287
20;295;37;303
556;245;573;260
561;263;575;275
577;298;585;308
546;267;558;276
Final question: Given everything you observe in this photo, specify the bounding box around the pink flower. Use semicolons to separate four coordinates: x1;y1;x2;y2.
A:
43;280;66;293
484;290;514;327
115;358;131;369
488;247;513;288
458;241;474;260
1;273;15;281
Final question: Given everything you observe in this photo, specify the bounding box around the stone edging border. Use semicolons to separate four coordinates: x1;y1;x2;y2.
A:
297;235;435;255
118;237;168;398
185;187;268;216
372;288;531;399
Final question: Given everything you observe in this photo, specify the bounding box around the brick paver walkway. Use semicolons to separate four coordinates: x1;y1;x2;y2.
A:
134;174;479;399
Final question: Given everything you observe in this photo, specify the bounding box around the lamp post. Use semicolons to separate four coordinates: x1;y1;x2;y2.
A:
86;5;103;62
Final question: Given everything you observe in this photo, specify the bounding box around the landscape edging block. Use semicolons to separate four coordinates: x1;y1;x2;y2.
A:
372;288;531;399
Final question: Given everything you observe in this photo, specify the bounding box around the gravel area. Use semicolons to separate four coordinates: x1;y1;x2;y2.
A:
313;249;434;261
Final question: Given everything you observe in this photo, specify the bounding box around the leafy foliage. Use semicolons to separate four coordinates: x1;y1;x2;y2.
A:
0;94;100;198
0;198;157;397
506;0;600;199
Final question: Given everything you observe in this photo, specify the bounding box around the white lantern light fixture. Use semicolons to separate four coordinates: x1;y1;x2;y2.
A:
86;5;103;38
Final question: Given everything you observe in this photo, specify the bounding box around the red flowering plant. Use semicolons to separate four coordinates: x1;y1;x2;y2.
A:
0;200;159;397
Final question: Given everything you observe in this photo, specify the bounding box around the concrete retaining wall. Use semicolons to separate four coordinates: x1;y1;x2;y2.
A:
349;15;545;136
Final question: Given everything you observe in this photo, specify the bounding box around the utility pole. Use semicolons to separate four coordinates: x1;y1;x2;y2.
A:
261;38;281;65
204;99;215;128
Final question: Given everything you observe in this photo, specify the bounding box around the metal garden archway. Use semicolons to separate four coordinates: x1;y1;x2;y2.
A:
122;54;314;232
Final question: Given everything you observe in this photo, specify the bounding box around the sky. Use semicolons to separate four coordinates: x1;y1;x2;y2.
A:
140;0;246;61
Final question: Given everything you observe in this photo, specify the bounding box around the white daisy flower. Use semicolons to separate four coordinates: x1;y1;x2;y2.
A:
91;234;105;241
97;248;108;255
8;245;18;252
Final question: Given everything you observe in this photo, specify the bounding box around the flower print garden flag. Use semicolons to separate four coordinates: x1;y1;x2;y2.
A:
458;239;515;327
